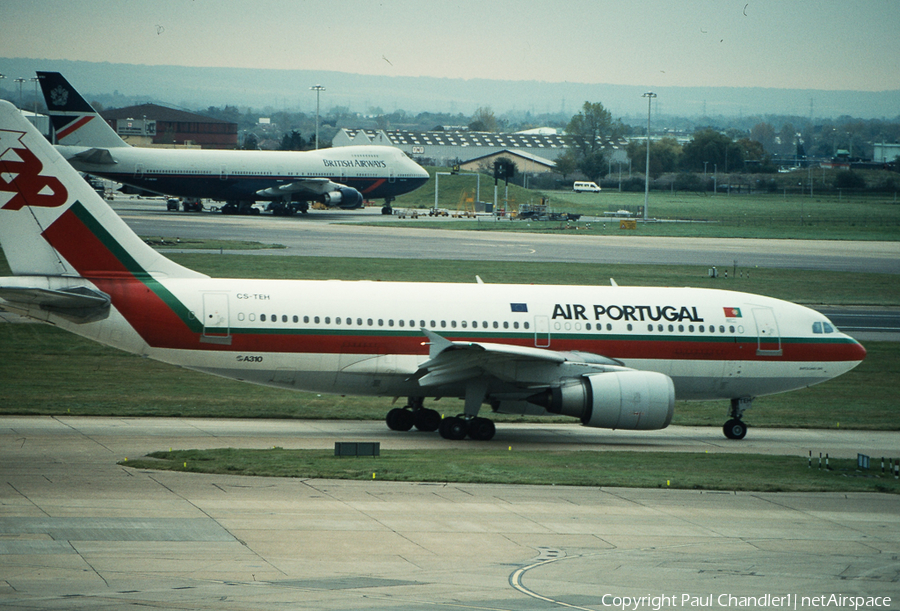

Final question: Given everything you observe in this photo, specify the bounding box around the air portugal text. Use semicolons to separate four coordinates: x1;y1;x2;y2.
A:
552;303;705;323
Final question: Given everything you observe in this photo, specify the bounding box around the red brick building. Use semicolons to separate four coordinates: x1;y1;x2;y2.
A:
100;104;237;149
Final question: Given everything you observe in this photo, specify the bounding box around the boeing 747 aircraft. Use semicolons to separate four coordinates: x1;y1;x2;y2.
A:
0;101;866;440
37;72;428;214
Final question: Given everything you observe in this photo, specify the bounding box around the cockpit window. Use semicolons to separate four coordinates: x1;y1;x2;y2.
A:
813;321;836;334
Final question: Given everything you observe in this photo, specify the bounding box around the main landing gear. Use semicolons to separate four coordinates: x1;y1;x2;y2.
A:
381;196;395;215
723;397;752;440
385;397;497;441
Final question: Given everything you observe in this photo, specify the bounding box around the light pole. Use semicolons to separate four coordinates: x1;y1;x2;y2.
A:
14;78;26;108
642;92;656;221
310;84;325;149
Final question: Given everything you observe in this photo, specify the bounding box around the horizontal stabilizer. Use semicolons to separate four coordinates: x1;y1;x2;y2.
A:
0;285;110;323
69;147;117;165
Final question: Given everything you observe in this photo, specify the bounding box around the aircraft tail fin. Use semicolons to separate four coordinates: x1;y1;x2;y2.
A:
0;100;204;280
37;72;129;148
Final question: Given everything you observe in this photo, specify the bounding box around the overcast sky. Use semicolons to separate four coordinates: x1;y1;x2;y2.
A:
3;0;899;93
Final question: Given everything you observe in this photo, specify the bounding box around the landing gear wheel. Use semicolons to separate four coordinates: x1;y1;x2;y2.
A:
413;408;441;432
381;205;393;215
467;417;496;441
386;407;414;432
438;416;468;440
723;418;747;440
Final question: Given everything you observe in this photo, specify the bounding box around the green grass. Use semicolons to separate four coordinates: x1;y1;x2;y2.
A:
1;325;896;430
164;254;900;306
388;179;900;240
140;237;286;250
122;449;900;494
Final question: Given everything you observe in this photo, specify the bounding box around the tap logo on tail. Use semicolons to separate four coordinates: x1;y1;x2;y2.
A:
0;129;68;211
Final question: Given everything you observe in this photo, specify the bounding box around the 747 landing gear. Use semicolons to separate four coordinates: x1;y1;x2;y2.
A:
385;398;441;433
381;196;395;215
438;416;495;441
723;397;752;440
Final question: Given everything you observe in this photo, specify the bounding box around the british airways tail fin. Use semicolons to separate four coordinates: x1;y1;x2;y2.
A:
37;72;129;148
0;100;203;281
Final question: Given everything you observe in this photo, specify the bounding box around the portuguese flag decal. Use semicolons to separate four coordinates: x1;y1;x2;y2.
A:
723;307;742;318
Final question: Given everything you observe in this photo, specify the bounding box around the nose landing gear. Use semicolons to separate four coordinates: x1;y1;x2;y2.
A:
723;397;752;440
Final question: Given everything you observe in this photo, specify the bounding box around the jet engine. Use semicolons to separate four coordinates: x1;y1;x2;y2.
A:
527;371;674;430
322;187;364;209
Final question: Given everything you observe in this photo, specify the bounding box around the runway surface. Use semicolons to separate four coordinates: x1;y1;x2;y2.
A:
114;201;900;274
2;417;898;610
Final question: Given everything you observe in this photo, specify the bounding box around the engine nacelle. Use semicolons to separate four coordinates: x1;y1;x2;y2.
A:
322;187;364;209
527;371;674;430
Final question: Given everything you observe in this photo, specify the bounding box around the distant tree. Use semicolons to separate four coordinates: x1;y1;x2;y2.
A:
750;122;777;154
778;123;796;158
554;150;578;181
627;137;682;176
470;107;498;132
834;170;866;189
279;130;306;151
565;101;623;181
681;128;737;172
241;133;260;150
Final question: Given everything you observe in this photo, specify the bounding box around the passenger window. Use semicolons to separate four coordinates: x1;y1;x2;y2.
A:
378;319;384;326
325;317;331;324
461;321;468;328
719;325;725;333
627;324;633;331
389;320;394;327
293;315;299;323
648;324;654;332
503;322;509;329
367;318;373;326
729;325;735;333
282;315;288;323
606;323;612;331
451;321;457;328
399;319;405;327
524;322;530;330
699;325;704;332
304;316;309;323
493;321;499;329
335;317;341;325
346;317;352;325
261;314;267;322
678;324;684;332
441;321;446;328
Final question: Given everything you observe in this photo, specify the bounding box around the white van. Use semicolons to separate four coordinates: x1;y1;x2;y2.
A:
573;181;601;193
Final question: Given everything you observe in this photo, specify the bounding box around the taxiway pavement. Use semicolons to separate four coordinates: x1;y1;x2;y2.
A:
2;417;898;610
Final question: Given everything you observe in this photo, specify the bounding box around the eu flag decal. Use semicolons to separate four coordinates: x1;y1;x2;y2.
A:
723;307;742;318
510;303;528;313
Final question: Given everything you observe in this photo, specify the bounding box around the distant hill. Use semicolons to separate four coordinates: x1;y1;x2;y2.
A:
1;57;898;120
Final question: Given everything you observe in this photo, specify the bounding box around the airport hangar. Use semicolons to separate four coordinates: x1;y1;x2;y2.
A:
334;127;630;178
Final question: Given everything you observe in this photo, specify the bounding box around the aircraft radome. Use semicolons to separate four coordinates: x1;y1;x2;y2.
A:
37;71;429;215
0;101;866;441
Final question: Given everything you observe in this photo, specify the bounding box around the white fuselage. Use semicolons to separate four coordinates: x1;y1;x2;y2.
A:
30;276;864;403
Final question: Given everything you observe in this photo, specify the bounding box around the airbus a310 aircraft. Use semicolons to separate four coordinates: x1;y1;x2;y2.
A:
37;72;428;215
0;101;866;440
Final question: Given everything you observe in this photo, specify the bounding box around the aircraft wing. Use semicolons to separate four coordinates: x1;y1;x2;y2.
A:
415;329;626;388
0;285;110;324
255;177;339;198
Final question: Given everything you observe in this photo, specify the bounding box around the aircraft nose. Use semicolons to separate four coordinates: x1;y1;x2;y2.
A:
847;337;867;362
